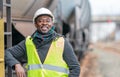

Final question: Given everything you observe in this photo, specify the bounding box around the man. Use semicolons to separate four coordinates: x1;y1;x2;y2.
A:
5;8;80;77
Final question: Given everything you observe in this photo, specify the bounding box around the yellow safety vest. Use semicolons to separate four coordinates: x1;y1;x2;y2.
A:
25;36;69;77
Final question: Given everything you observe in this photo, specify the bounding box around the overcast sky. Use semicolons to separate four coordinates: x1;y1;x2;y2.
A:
89;0;120;16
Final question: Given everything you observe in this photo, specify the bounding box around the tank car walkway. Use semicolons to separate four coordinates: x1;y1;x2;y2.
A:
80;42;120;77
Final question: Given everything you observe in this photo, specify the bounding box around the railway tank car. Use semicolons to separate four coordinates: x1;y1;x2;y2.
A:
1;0;91;76
3;0;91;60
54;0;91;60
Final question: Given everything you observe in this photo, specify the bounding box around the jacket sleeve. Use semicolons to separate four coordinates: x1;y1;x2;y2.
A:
63;38;80;77
5;40;27;69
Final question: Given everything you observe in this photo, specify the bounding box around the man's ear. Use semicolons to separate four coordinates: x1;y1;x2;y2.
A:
35;23;38;28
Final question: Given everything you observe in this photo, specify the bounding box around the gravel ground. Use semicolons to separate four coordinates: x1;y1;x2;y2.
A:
80;42;120;77
93;44;120;77
80;51;102;77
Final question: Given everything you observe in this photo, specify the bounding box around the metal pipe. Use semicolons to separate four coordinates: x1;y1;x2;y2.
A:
6;0;12;47
0;0;3;18
12;18;32;22
3;3;11;7
6;0;12;77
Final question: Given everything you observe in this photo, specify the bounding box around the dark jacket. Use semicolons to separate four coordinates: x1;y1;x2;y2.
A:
5;33;80;77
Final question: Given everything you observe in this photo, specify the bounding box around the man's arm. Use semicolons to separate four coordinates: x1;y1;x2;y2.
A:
5;40;27;77
63;38;80;77
5;40;27;68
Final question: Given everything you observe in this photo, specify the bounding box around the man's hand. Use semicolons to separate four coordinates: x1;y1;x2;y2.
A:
15;64;26;77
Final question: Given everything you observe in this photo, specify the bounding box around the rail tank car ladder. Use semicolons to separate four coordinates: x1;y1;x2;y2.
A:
2;0;13;77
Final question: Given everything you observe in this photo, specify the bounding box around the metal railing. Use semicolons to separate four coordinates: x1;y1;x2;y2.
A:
3;0;13;77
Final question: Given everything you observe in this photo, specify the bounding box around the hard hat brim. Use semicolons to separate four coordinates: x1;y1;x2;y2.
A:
34;14;54;23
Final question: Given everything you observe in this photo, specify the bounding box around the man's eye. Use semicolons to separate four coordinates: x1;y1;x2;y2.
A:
47;20;50;22
39;20;42;22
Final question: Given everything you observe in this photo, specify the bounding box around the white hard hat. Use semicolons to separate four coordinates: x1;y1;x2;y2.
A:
33;7;54;23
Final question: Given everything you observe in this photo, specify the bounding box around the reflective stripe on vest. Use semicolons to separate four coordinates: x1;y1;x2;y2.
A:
26;36;69;77
28;64;69;74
